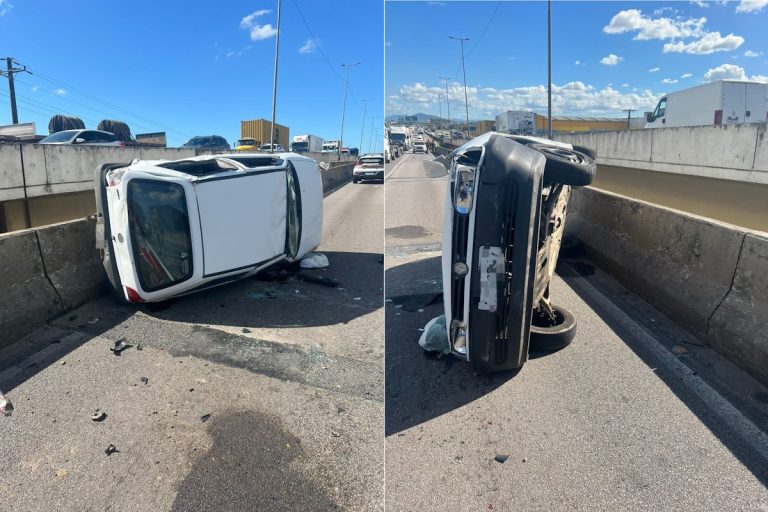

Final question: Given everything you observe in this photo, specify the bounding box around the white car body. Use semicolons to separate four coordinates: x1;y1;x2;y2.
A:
413;142;427;153
353;153;384;182
95;153;323;303
258;143;286;152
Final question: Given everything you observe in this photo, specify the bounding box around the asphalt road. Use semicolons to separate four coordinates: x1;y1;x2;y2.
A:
0;179;384;512
385;151;768;511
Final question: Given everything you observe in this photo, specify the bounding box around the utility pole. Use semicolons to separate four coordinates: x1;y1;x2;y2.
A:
359;97;373;154
338;61;360;160
439;76;451;133
622;108;635;130
449;36;471;140
547;0;552;138
2;58;31;124
437;94;443;126
269;0;282;153
368;117;377;153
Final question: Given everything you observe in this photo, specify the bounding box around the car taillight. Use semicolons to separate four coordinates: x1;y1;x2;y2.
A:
714;110;723;125
125;287;145;303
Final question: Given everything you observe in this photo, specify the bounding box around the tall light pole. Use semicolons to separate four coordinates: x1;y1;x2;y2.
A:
368;117;377;153
269;0;282;153
359;97;373;154
547;0;552;138
449;36;471;139
439;76;451;132
338;61;360;160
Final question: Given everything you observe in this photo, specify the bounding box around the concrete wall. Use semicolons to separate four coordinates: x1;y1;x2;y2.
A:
321;163;354;194
555;124;768;185
0;217;104;349
566;186;768;386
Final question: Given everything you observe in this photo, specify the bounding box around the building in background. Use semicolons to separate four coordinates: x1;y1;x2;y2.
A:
495;110;642;134
240;119;290;149
473;120;495;135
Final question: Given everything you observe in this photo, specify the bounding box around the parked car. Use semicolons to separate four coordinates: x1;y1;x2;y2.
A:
94;152;323;303
353;153;385;183
413;141;427;153
182;135;230;151
425;132;595;373
258;143;286;152
39;129;122;146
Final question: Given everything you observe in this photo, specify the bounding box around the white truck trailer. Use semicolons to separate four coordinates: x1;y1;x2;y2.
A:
644;80;768;129
321;140;340;153
291;134;323;153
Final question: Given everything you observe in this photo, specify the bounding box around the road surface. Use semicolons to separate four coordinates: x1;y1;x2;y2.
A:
0;179;385;512
385;151;768;511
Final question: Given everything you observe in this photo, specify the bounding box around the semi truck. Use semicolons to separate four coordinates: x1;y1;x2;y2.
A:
645;80;768;129
291;134;323;153
322;140;340;153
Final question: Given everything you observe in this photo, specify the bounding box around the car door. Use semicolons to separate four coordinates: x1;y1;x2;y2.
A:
193;167;288;277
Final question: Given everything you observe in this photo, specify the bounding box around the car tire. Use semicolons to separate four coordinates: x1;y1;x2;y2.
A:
529;305;577;351
572;144;597;161
527;143;596;187
353;177;359;183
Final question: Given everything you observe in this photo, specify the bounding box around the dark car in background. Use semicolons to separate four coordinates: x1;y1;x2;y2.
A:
182;135;231;151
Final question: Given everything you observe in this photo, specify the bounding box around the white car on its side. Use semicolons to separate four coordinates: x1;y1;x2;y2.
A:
94;153;323;303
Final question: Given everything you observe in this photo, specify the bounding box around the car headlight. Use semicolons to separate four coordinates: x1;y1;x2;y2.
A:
453;163;476;215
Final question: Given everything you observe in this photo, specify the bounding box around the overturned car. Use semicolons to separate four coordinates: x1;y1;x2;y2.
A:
94;153;323;303
426;133;596;373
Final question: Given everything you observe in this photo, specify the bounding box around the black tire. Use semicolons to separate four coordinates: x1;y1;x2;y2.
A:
572;144;597;161
352;177;359;183
529;305;577;351
527;143;596;187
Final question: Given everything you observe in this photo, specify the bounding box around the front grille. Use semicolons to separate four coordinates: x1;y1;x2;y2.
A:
496;183;516;364
451;213;469;322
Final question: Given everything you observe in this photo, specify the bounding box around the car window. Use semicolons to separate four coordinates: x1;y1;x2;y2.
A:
127;179;193;291
40;131;78;143
654;98;667;119
78;131;99;143
360;157;384;166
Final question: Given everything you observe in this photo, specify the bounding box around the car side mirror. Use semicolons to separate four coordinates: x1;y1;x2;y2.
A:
74;137;86;144
645;112;652;123
423;156;449;178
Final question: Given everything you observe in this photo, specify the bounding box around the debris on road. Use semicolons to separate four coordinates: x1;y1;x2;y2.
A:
300;252;329;269
104;444;119;456
136;343;143;351
91;410;107;422
297;272;339;288
109;338;133;356
494;454;509;464
87;317;100;325
200;414;211;423
418;315;451;354
140;377;149;385
0;391;13;416
390;292;443;312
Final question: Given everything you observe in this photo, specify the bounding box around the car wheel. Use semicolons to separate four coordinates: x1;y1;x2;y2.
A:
353;177;359;183
527;143;596;187
529;305;576;351
572;144;597;161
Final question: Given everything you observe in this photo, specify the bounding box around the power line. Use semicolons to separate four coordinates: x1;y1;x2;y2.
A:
0;87;102;126
465;1;502;59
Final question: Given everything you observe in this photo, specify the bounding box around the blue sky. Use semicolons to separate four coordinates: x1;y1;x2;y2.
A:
386;0;768;120
0;0;383;150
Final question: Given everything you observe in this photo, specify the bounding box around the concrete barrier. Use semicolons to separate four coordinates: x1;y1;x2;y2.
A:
321;163;354;193
566;186;768;385
0;229;63;349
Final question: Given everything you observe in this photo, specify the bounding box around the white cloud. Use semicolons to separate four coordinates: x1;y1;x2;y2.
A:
621;83;629;87
680;73;693;78
663;32;744;54
248;24;278;41
225;50;235;58
31;85;40;92
745;50;763;57
52;88;67;96
299;39;317;54
649;67;660;72
661;78;679;84
574;60;582;65
603;9;706;40
701;63;768;82
0;0;11;16
387;80;662;119
600;54;623;66
736;0;768;13
240;9;271;28
690;0;709;7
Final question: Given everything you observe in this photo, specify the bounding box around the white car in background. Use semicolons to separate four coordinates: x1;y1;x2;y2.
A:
353;153;385;183
39;129;122;146
413;141;427;153
95;153;323;303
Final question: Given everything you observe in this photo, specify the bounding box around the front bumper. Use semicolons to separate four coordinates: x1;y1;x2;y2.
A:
445;135;547;373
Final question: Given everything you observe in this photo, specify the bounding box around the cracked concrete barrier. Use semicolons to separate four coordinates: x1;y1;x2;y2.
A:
0;229;62;349
708;232;768;385
566;187;768;386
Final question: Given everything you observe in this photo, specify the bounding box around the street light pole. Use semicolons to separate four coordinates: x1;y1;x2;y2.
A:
622;108;635;130
449;36;471;140
338;61;360;160
547;0;552;139
269;0;282;153
368;117;377;153
439;76;451;132
437;94;443;125
360;97;373;154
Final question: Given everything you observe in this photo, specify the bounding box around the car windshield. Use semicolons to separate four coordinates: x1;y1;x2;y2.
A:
184;137;210;146
40;131;78;143
293;141;308;149
237;139;255;146
127;180;193;291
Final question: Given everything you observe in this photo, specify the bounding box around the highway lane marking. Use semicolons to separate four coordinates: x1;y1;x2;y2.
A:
385;154;411;180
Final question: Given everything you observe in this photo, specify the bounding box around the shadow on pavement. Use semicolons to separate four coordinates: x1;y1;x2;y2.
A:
558;257;768;488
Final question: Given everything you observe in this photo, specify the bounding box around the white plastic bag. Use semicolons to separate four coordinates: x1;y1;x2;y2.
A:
418;315;451;354
300;252;330;269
